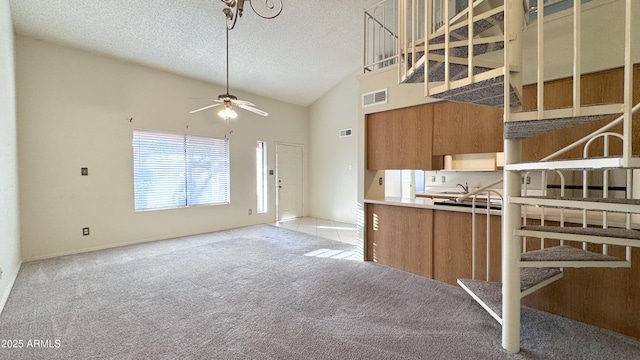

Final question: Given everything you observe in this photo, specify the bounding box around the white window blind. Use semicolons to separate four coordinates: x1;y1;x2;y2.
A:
133;130;229;211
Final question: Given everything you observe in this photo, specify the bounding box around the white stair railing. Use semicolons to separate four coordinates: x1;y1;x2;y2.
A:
364;0;398;72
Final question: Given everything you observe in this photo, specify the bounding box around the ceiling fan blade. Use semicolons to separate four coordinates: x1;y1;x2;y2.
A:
189;103;222;114
237;103;269;117
231;99;255;106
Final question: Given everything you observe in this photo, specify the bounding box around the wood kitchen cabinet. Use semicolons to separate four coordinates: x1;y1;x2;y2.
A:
366;104;434;170
365;204;433;278
432;101;503;155
521;64;640;162
431;210;501;285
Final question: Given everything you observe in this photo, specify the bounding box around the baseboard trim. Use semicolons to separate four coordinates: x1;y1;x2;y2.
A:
0;261;22;316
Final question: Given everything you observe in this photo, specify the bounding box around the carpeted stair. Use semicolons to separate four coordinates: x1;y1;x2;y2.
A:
457;267;563;323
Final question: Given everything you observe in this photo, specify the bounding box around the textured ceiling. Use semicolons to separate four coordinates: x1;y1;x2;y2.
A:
9;0;381;106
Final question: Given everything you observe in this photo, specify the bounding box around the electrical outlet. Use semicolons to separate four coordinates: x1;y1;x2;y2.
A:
431;176;436;183
522;176;531;184
379;177;383;185
82;227;90;236
441;176;446;183
81;167;88;176
248;209;252;215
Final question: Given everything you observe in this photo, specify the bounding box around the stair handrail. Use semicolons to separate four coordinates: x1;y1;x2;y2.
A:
540;101;640;162
470;189;503;281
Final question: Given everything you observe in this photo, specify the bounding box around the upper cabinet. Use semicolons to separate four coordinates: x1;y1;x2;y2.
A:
432;102;503;155
367;104;434;170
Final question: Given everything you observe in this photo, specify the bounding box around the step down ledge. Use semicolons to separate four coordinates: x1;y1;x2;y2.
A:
510;196;640;214
519;245;631;268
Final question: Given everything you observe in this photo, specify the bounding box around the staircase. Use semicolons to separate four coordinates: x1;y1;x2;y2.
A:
396;0;639;353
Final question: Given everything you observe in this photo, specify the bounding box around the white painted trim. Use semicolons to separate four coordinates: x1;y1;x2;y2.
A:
504;157;638;171
518;260;630;268
515;229;640;248
510;197;640;214
0;262;22;317
510;103;625;122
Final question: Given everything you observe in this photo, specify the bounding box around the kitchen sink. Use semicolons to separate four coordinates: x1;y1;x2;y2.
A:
434;198;502;210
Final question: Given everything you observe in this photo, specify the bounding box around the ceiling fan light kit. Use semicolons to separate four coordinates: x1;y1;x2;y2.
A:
189;0;283;123
218;104;238;120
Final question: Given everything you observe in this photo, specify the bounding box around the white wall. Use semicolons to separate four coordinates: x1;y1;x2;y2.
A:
308;73;358;224
0;0;22;313
16;36;309;260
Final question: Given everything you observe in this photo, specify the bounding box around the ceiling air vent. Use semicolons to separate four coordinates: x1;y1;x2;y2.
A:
339;128;353;138
362;88;388;108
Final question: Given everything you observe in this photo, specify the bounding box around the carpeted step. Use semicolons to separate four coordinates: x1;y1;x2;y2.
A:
401;58;494;84
519;245;631;268
511;196;640;214
428;74;521;108
457;279;503;323
457;267;562;323
504;113;619;139
516;226;640;249
429;41;505;59
504;156;640;171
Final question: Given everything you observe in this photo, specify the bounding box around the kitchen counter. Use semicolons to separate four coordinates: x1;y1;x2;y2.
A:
364;197;640;229
364;197;502;216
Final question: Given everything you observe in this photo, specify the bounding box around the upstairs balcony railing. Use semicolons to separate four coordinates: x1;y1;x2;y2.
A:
363;0;398;72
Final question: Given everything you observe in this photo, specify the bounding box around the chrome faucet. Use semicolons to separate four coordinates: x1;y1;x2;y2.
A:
456;182;469;194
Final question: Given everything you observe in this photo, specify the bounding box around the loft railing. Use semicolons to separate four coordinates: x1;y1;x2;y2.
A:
364;0;399;72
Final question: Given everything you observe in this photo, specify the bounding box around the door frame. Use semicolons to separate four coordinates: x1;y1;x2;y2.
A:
275;142;305;221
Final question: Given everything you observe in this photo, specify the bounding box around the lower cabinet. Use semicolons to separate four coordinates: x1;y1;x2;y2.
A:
365;204;433;278
431;210;502;286
365;204;500;283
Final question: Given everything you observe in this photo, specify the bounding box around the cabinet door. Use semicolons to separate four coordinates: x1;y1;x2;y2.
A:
366;104;433;170
365;204;433;278
432;101;503;155
431;210;501;285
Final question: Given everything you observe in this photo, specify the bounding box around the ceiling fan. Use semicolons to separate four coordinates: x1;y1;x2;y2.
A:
189;0;283;120
189;27;268;119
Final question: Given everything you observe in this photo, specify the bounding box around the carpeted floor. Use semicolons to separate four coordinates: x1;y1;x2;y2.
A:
1;224;639;359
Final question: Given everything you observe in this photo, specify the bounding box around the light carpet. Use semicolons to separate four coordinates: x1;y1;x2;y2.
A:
1;224;639;359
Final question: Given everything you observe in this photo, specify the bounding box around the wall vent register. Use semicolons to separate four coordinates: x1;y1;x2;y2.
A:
362;88;388;108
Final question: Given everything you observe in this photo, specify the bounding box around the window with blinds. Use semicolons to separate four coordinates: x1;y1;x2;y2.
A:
133;130;230;211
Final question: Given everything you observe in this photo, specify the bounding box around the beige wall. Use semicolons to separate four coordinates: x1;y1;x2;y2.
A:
0;0;22;313
308;72;358;224
16;36;309;260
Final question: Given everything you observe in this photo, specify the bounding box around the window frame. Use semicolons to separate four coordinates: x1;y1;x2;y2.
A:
132;129;230;211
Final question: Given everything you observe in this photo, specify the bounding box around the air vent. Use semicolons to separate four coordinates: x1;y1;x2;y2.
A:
339;128;353;138
362;88;388;108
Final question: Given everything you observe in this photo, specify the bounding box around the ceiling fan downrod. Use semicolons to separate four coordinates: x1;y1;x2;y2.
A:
220;0;283;30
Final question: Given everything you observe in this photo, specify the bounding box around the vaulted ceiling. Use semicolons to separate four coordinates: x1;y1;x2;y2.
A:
10;0;381;106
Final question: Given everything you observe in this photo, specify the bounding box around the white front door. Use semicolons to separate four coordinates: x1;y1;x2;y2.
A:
276;143;303;221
